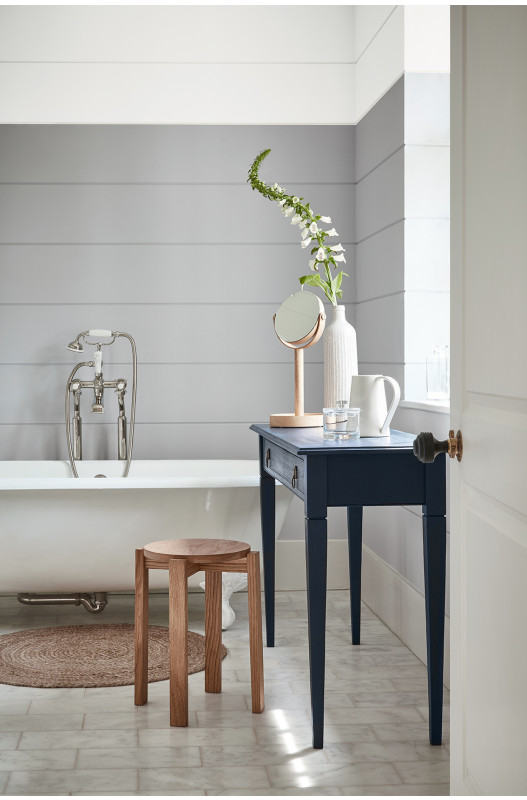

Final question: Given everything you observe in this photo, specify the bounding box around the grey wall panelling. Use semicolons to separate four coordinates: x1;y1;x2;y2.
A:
0;125;354;461
354;74;450;599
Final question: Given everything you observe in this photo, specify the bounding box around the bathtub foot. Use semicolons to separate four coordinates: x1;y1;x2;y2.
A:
17;592;108;614
199;573;248;630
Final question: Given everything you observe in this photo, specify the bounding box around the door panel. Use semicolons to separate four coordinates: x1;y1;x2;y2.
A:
465;494;527;794
450;6;527;794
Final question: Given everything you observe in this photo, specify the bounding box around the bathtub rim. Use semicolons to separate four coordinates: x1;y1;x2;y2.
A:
0;458;268;491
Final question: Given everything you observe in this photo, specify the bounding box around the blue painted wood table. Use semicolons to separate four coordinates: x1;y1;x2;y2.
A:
250;424;446;750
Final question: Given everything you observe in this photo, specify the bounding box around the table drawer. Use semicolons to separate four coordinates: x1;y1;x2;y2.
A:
263;440;304;494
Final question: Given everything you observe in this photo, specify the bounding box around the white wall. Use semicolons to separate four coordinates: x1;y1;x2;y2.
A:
354;5;403;121
0;5;449;126
354;4;450;122
0;5;355;124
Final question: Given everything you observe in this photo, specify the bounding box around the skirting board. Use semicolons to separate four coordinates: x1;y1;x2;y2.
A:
362;544;450;688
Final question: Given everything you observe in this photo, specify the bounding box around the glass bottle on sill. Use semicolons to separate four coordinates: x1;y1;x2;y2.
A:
426;345;450;401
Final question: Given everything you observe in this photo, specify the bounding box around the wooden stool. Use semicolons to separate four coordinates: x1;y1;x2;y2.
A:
134;538;264;726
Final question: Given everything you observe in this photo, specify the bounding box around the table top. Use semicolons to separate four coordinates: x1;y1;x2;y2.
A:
250;425;416;456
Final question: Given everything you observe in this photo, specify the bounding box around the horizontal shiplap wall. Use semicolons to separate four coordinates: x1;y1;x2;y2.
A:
0;6;355;124
0;124;355;463
353;74;451;618
354;76;404;392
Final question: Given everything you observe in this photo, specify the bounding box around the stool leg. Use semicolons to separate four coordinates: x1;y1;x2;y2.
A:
169;558;188;726
247;551;265;713
205;570;222;693
134;548;148;706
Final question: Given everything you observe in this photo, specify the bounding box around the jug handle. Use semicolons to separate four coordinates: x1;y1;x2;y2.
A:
380;376;401;436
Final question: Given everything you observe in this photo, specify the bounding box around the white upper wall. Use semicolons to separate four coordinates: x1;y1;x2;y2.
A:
0;5;449;125
354;5;403;122
354;4;449;122
0;5;355;124
404;5;451;74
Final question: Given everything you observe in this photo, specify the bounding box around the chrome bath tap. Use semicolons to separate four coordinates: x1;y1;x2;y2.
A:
65;330;137;477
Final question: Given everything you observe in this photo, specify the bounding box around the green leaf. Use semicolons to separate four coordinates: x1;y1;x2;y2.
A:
299;273;326;290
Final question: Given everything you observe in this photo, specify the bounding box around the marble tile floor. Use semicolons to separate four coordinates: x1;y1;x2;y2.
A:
0;590;449;796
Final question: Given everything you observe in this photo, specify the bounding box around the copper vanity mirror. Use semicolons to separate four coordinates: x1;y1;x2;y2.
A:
271;291;325;427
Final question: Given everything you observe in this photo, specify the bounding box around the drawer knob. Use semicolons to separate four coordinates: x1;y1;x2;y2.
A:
265;448;271;468
291;466;298;488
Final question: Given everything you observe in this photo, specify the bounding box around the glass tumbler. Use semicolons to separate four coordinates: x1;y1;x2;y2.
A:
323;402;360;440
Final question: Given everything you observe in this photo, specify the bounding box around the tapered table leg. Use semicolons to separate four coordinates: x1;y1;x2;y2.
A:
305;516;327;749
260;475;276;647
347;506;363;645
134;548;148;706
169;558;188;726
423;513;446;745
247;551;265;713
205;570;222;694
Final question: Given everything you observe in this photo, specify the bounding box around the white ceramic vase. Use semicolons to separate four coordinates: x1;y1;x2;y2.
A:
323;305;358;409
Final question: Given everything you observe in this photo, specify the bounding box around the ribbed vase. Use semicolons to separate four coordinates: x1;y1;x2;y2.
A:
323;305;358;409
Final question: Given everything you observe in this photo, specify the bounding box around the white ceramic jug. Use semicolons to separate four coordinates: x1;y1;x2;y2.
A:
349;374;401;437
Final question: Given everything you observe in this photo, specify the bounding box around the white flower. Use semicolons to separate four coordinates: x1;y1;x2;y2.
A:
301;227;310;239
292;196;299;203
316;247;326;261
283;206;295;217
300;237;312;248
309;259;316;270
299;220;306;230
325;227;338;237
309;222;319;235
291;214;303;225
278;198;287;206
273;183;283;192
333;253;347;263
319;215;332;223
330;244;345;252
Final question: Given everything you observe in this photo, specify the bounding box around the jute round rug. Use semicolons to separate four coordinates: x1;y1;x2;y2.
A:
0;624;227;689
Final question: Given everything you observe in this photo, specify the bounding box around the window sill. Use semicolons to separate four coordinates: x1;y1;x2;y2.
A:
399;400;450;415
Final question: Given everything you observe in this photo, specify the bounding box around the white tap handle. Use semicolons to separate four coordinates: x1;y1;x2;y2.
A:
93;350;103;375
88;329;113;337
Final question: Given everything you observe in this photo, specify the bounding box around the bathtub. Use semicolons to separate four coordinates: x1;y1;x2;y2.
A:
0;460;292;595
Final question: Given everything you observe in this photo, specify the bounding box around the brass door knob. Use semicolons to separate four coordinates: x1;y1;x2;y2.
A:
413;430;463;463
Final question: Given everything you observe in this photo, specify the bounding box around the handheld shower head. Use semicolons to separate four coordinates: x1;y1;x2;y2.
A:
67;339;84;353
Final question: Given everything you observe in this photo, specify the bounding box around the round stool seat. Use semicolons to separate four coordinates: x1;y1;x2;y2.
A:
143;538;251;564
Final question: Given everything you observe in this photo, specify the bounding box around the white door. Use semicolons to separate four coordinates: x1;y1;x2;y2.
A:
450;7;527;794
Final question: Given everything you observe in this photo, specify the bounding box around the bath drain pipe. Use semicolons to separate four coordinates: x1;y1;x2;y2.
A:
17;592;108;614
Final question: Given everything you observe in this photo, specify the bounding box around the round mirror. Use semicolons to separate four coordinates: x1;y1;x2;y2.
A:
270;291;325;428
274;291;325;347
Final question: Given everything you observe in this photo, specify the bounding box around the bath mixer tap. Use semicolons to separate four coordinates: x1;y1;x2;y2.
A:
65;330;137;478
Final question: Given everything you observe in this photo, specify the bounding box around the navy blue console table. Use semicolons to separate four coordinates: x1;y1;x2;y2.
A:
250;424;446;750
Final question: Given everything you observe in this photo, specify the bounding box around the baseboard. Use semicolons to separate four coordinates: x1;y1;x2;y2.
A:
362;544;450;687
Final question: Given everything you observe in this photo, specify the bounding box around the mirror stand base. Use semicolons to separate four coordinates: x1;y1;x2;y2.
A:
270;413;323;428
